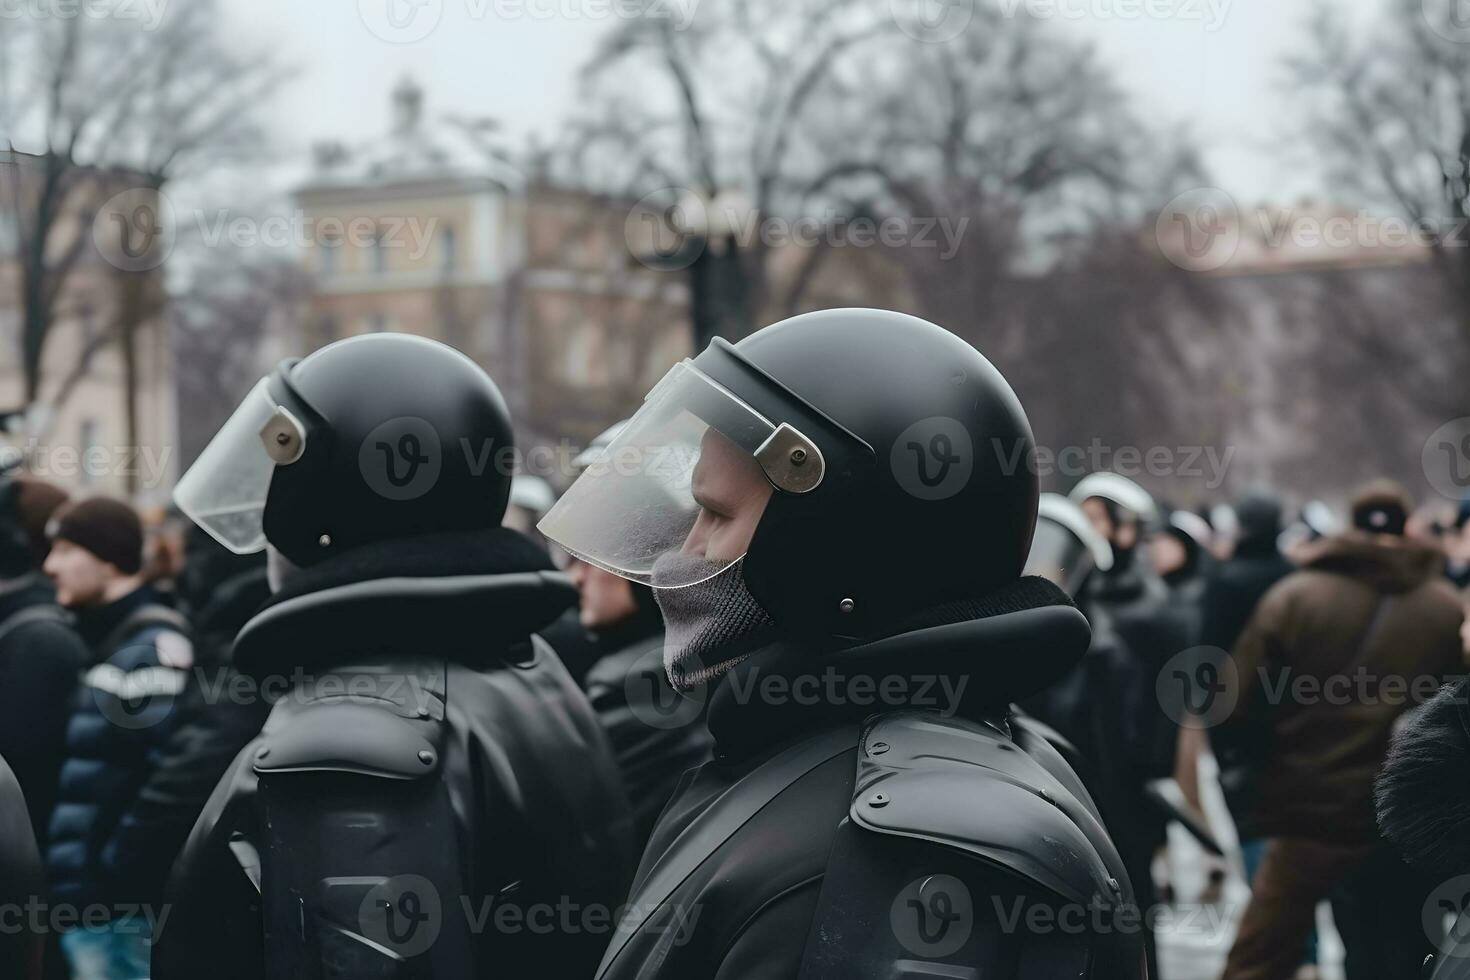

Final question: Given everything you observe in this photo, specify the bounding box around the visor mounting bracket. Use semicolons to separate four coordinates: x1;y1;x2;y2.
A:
259;406;307;465
755;423;824;494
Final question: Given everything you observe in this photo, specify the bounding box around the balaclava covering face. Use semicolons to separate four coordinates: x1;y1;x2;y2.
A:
652;552;777;692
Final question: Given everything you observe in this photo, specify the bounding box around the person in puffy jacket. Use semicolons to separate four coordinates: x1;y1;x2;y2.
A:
42;497;191;980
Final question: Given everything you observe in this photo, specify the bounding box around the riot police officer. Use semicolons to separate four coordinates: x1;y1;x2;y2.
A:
539;308;1142;978
154;333;634;978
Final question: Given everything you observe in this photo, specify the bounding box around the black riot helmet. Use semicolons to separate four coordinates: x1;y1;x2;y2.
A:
539;308;1038;640
175;333;515;567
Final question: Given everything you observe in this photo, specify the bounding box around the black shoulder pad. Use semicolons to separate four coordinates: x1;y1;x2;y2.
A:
254;701;441;780
849;711;1131;908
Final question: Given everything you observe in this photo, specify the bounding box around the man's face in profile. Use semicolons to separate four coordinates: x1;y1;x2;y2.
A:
681;426;773;566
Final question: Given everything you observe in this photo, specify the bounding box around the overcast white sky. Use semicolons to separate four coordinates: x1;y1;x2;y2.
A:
213;0;1366;209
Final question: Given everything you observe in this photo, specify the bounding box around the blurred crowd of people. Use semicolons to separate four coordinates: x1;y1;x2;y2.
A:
1023;474;1469;980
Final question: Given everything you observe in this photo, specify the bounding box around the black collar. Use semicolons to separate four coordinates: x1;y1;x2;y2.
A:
233;527;575;680
705;576;1091;762
76;584;158;652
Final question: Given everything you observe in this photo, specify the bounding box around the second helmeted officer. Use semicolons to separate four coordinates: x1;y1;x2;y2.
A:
155;333;634;979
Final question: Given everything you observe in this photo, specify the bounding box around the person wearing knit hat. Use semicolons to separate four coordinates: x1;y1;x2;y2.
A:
43;496;145;599
1348;478;1412;538
41;495;192;980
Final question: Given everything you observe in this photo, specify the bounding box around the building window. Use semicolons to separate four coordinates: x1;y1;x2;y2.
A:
559;319;602;387
373;231;388;277
315;314;338;349
606;332;635;383
440;226;456;275
78;418;97;488
320;238;339;277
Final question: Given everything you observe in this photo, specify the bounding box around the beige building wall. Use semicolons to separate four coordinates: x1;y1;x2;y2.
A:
0;152;176;505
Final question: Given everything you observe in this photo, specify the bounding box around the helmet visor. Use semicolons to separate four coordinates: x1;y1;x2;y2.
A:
173;377;282;554
1025;518;1098;596
538;360;782;589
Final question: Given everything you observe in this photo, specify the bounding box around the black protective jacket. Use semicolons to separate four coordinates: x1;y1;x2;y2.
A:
0;751;44;979
0;575;86;844
596;577;1143;980
153;528;635;979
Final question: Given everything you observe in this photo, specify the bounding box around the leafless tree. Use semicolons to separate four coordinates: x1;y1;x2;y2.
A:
558;0;899;345
171;250;310;467
1288;0;1470;419
555;0;1228;473
0;0;280;477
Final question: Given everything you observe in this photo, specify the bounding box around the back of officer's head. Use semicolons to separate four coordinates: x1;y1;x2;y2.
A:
261;333;516;568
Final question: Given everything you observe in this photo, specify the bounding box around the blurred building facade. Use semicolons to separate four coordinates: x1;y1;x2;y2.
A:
291;77;692;461
0;148;177;503
1152;198;1451;509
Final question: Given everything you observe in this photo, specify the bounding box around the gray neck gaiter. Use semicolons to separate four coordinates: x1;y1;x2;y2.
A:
652;553;777;692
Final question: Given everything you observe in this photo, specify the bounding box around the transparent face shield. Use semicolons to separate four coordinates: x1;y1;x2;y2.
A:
537;360;823;589
1024;519;1098;597
173;375;307;554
